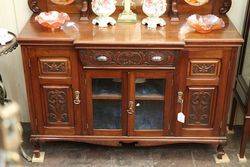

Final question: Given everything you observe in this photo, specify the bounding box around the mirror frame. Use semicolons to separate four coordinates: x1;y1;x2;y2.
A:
235;0;250;101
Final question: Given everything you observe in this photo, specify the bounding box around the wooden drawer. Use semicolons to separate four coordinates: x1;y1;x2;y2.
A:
79;49;178;67
38;57;71;76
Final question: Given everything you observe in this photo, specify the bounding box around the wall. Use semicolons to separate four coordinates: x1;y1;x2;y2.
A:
0;0;248;122
227;0;249;34
0;0;32;122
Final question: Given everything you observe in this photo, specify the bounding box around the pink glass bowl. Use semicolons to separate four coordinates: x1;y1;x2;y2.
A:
35;11;70;31
187;14;225;33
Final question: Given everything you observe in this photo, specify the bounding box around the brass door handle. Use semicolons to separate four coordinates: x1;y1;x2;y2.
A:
177;91;184;113
127;101;134;115
73;91;81;105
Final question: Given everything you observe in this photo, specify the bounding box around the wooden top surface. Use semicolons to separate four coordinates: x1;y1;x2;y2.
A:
18;13;243;48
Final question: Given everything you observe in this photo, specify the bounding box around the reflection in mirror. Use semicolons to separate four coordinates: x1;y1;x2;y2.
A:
242;31;250;87
184;0;209;6
51;0;75;5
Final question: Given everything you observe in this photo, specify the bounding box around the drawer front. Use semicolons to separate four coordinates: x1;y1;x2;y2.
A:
39;57;71;76
79;49;178;67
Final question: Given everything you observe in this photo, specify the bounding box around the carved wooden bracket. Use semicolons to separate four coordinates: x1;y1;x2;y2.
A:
219;0;232;14
28;0;41;13
80;0;91;21
170;0;232;22
170;0;179;22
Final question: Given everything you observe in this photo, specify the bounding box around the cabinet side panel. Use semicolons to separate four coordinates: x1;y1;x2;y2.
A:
21;46;38;134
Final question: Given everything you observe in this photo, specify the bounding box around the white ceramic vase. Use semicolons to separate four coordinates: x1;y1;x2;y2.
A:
92;0;117;28
142;0;167;29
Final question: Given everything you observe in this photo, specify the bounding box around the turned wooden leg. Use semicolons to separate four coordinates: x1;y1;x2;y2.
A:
217;144;225;159
80;0;90;21
170;0;179;22
229;96;237;131
32;140;41;158
239;117;250;158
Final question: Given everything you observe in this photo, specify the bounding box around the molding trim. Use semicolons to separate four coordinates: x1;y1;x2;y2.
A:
219;0;232;14
28;0;41;13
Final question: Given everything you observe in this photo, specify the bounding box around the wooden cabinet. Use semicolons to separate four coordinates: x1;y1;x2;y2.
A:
26;47;82;135
18;5;243;158
176;48;233;137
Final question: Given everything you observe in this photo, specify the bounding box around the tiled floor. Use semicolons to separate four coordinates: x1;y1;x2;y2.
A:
21;124;250;167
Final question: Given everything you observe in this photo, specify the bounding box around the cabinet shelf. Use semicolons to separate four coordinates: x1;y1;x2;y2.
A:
92;94;121;100
135;95;164;101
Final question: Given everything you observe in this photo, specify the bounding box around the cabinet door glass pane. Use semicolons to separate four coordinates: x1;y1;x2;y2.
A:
93;100;122;129
135;100;163;129
93;78;121;98
135;79;165;130
135;79;164;98
92;78;122;129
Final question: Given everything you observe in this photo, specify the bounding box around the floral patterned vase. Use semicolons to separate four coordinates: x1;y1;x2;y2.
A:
142;0;167;29
92;0;117;28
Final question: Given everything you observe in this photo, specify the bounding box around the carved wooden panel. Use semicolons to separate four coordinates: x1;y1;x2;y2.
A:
39;58;70;76
189;59;221;76
186;87;216;126
43;86;73;125
80;49;178;67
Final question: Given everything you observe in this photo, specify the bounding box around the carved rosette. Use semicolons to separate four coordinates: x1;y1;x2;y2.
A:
188;89;214;125
219;0;232;14
46;89;68;123
28;0;41;13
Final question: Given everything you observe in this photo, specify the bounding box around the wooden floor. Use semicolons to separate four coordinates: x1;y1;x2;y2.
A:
21;124;250;167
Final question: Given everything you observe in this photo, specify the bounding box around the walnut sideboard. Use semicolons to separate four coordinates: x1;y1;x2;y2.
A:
18;9;243;158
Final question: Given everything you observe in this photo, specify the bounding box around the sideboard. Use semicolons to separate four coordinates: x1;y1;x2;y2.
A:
18;0;243;159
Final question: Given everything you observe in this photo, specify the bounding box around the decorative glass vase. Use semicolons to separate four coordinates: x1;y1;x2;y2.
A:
142;0;167;29
92;0;117;28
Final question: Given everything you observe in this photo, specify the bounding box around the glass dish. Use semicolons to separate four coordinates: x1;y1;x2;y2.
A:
35;11;70;31
187;14;225;33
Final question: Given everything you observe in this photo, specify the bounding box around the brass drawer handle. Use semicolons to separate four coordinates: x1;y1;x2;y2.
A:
73;91;81;105
151;56;163;62
127;101;134;115
96;56;108;62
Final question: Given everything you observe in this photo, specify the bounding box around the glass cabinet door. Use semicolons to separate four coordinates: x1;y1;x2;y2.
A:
86;71;125;136
127;71;174;136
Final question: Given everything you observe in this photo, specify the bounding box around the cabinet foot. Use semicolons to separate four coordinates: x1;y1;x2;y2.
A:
32;152;45;163
32;140;41;158
217;144;225;159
